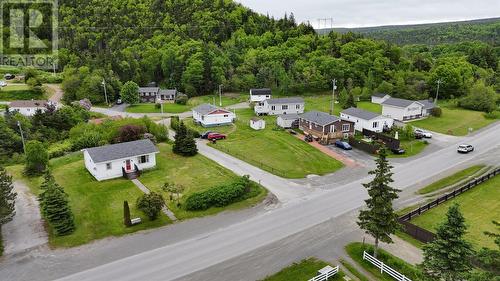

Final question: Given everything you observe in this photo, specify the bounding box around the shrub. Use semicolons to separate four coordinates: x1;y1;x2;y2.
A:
185;176;251;211
48;140;73;158
430;107;442;117
136;192;165;220
115;124;146;143
175;93;188;105
458;81;498;113
25;141;48;175
484;111;499;119
155;103;161;109
71;131;106;150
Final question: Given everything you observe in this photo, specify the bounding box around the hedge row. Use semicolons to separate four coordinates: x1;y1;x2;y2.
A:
185;176;251;211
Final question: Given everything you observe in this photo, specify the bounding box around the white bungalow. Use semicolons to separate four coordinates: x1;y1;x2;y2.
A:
254;97;304;116
192;104;235;127
83;139;159;181
276;114;300;128
249;88;272;103
381;98;424;121
250;118;265;130
8;100;49;116
340;107;393;133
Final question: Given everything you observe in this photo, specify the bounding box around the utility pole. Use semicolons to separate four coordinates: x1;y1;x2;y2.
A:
101;79;109;105
17;121;26;154
435;79;442;105
330;79;337;115
219;84;223;107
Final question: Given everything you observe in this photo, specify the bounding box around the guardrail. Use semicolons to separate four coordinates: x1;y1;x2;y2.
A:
363;251;412;281
308;265;339;281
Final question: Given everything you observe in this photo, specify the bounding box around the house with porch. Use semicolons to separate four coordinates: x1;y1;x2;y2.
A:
192;104;235;127
249;88;272;103
138;87;178;103
254;97;304;116
299;111;355;144
340;107;393;133
83;139;159;181
381;97;425;121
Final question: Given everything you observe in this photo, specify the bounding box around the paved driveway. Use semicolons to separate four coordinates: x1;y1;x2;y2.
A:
325;144;375;168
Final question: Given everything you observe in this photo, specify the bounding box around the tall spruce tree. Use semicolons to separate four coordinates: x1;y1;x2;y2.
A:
38;171;75;236
0;166;17;226
357;147;400;257
421;203;474;281
172;121;197;156
345;91;357;108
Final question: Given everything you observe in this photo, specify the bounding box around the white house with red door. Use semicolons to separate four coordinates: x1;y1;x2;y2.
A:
83;139;159;181
192;104;235;127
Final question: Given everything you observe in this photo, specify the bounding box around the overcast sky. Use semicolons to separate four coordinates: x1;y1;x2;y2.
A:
237;0;500;28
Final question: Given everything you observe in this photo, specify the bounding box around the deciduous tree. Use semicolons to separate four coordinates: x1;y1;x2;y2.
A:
120;81;140;104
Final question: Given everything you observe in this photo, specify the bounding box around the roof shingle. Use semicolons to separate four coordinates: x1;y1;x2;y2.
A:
266;97;304;105
341;107;380;120
300;111;340;126
85;139;158;163
382;97;421;108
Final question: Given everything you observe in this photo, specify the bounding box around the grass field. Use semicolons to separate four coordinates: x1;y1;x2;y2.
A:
207;109;344;178
262;258;345;281
0;84;44;101
126;103;190;113
418;165;486;194
410;102;499;136
304;94;382;115
388;140;428;158
345;243;423;281
6;153;170;248
125;94;247;114
139;143;267;220
411;175;500;249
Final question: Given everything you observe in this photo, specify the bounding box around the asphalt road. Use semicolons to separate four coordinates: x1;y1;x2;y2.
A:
56;122;500;281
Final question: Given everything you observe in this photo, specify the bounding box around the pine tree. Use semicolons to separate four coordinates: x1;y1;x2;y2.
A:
182;131;198;156
172;121;187;155
357;147;400;258
421;204;474;281
38;172;75;236
0;166;17;225
345;91;357;108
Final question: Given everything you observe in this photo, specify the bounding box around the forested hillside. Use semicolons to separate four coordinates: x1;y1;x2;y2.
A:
55;0;499;107
319;18;500;46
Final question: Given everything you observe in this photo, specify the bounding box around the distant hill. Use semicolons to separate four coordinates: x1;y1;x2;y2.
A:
317;18;500;45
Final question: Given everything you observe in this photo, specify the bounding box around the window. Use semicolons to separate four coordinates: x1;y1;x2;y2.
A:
271;106;276;111
106;163;112;170
372;121;379;128
309;122;312;130
329;125;335;133
224;114;229;117
139;155;149;164
295;104;300;109
342;124;350;132
282;105;288;110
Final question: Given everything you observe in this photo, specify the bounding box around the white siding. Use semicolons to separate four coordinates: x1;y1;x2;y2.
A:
371;95;390;104
277;117;296;128
84;151;158;181
193;110;235;127
382;103;423;121
255;101;304;115
250;119;265;130
250;93;271;103
340;113;393;133
10;107;46;116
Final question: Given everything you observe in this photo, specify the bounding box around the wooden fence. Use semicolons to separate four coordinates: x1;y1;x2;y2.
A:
399;167;500;243
363;251;412;281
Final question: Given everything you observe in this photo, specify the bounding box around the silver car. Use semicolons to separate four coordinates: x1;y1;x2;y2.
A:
457;144;474;153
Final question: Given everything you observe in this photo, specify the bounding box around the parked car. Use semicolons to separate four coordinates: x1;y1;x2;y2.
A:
457;144;474;154
304;134;313;142
0;80;6;87
415;129;432;138
335;140;352;150
3;74;15;80
201;131;213;139
391;147;406;154
207;133;226;140
414;131;424;139
116;98;123;105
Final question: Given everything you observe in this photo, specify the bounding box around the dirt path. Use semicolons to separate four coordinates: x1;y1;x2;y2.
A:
44;84;63;105
1;181;48;255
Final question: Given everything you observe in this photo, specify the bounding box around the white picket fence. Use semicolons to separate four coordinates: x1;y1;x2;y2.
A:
363;251;412;281
308;265;339;281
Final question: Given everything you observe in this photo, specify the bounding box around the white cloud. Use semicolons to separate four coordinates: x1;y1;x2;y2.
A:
237;0;500;28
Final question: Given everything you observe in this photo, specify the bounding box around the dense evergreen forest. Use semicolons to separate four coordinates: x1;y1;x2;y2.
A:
54;0;499;106
320;18;500;46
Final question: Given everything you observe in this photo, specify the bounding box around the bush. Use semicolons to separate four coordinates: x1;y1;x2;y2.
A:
430;107;442;117
175;93;188;105
185;176;251;211
48;140;73;158
136;192;165;220
484;111;499;119
115;124;146;143
458;81;498;113
25;141;48;175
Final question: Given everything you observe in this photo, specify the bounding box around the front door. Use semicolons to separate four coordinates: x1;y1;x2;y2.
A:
125;160;131;171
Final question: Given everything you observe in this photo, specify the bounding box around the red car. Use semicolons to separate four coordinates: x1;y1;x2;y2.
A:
207;133;226;140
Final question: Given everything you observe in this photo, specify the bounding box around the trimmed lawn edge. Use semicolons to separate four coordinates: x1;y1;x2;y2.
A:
417;165;486;194
339;258;370;281
262;257;345;281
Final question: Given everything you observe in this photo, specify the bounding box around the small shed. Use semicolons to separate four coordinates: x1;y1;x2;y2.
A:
276;114;299;129
250;117;265;130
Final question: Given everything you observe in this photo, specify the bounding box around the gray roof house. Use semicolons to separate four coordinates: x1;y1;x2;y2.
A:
192;104;219;115
158;89;177;101
381;98;426;121
192;104;235;127
299;111;355;144
300;111;340;126
83;139;159;181
371;93;391;104
255;97;305;116
340;107;394;133
341;107;380;120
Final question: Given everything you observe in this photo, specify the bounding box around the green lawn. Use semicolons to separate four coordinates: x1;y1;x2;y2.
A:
304;94;381;115
207;109;344;178
125;94;247;114
183;117;235;135
388;140;429;158
6;153;170;248
139;143;267;220
411;175;500;249
410;102;499;136
262;258;345;281
126;103;190;113
0;84;44;101
418;165;486;194
345;243;424;281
